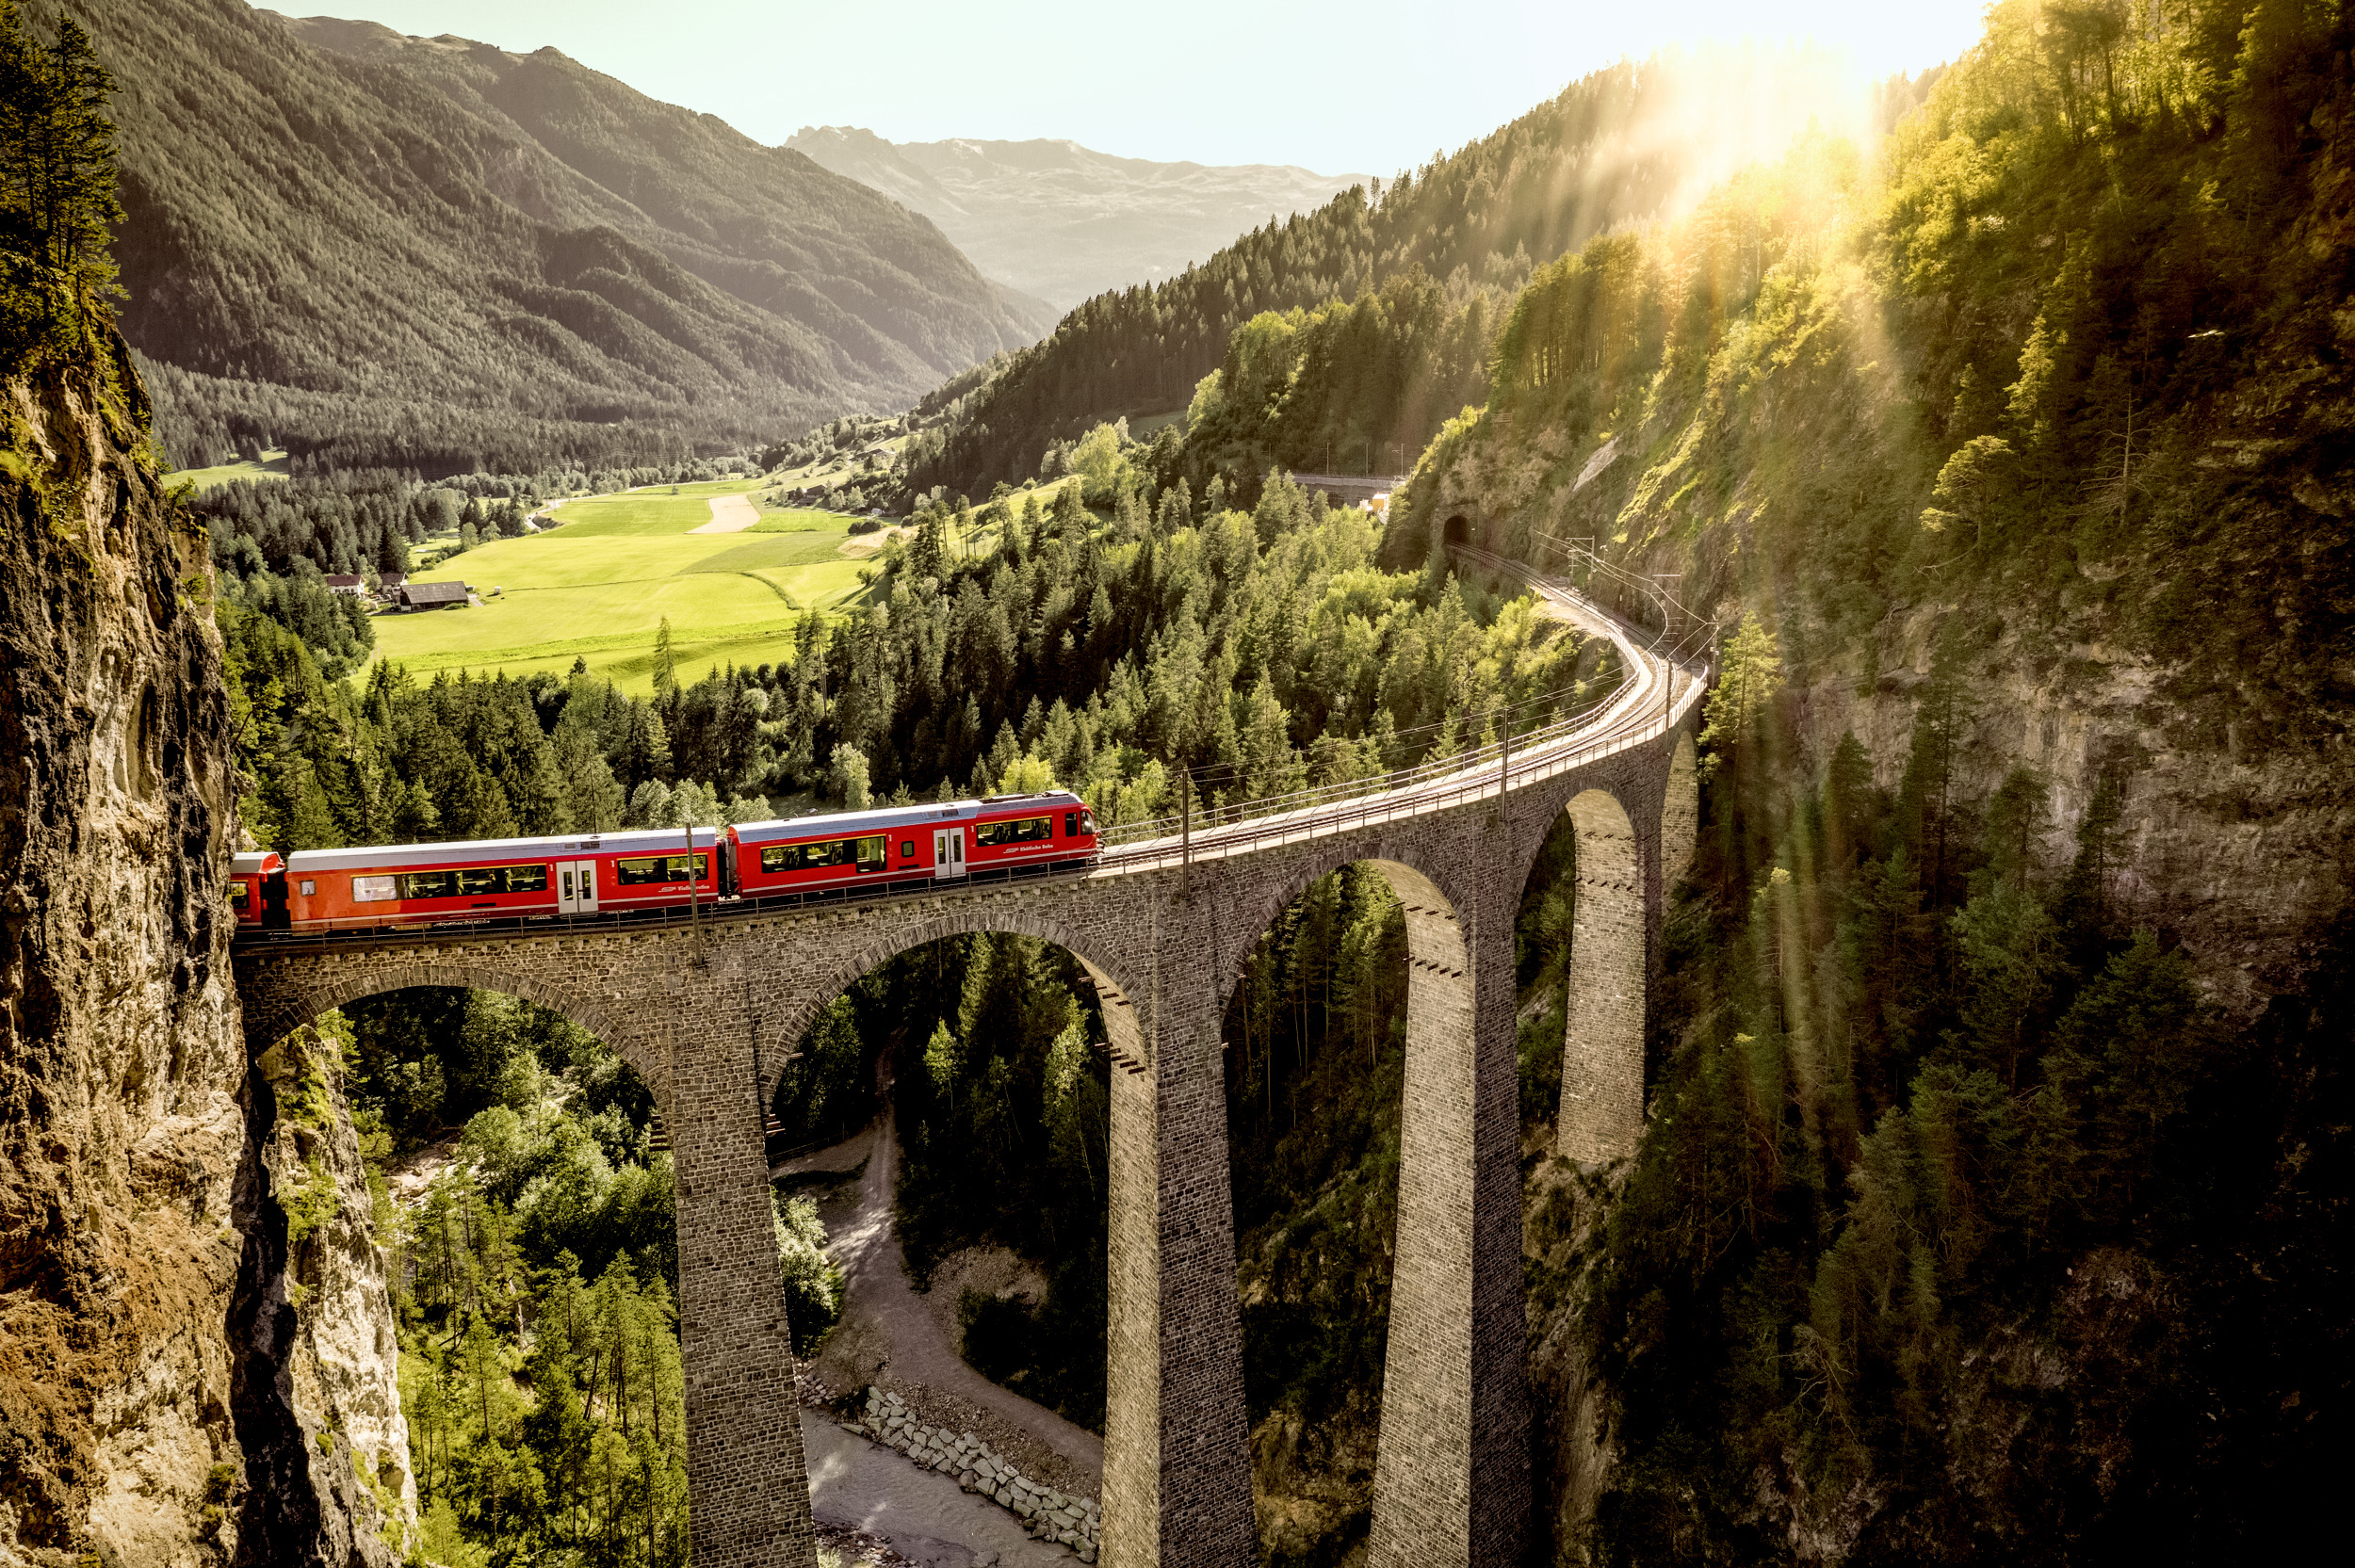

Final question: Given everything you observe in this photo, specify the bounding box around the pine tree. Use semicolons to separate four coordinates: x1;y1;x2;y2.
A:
0;1;123;338
651;617;677;701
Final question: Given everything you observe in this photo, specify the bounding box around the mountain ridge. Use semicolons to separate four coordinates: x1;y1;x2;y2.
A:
787;123;1365;310
89;0;1056;475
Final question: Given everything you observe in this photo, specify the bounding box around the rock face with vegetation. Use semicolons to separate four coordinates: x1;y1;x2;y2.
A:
1377;3;2355;1559
0;283;252;1562
0;12;418;1558
244;1023;418;1566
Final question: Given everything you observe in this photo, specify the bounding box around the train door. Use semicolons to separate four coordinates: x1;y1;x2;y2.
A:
558;859;599;914
933;829;966;880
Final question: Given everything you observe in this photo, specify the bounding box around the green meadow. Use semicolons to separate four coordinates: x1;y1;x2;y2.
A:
170;447;291;491
370;480;872;694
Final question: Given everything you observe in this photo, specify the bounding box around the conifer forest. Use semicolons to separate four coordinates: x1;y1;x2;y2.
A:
1;3;2349;1568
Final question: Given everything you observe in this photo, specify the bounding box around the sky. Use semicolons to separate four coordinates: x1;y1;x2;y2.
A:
269;1;1990;172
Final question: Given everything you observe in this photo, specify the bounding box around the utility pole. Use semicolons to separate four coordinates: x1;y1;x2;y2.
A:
1655;573;1684;736
1180;768;1193;868
684;822;706;966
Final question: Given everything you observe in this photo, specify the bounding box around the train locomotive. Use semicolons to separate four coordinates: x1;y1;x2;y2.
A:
233;790;1098;937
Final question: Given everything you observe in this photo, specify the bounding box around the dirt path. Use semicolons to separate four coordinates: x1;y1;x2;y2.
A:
809;1105;1106;1490
690;493;761;534
804;1412;1071;1568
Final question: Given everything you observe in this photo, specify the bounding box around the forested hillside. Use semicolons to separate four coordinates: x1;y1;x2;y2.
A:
76;0;1048;477
1373;1;2355;1560
901;47;1896;499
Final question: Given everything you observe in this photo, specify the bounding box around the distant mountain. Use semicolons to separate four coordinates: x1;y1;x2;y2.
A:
901;48;1883;498
82;0;1055;476
787;126;1366;311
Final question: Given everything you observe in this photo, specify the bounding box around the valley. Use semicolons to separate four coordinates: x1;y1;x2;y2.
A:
786;127;1367;312
375;481;870;692
3;4;2349;1568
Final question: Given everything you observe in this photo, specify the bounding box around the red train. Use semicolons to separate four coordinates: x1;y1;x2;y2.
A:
233;791;1098;936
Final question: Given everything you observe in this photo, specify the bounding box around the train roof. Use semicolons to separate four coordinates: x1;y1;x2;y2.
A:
285;825;722;873
730;791;1084;846
232;850;282;876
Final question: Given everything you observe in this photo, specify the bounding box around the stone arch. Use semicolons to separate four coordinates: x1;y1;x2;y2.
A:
1441;513;1471;550
1556;788;1645;1164
1218;850;1490;1568
710;901;1170;1568
1661;729;1697;891
245;961;673;1118
1212;842;1476;1018
749;906;1143;1105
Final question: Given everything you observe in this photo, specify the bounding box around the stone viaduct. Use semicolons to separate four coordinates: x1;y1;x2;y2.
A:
232;572;1706;1568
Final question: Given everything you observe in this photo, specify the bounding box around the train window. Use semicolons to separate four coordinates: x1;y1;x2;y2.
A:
299;880;316;896
1064;812;1077;836
761;836;886;873
614;852;708;885
228;882;249;909
901;840;917;858
393;864;547;898
975;815;1053;846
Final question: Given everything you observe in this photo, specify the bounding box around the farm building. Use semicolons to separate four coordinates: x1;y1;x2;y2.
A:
398;581;470;611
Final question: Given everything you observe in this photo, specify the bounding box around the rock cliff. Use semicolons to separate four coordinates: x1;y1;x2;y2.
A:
0;328;414;1564
241;1022;416;1567
0;326;248;1566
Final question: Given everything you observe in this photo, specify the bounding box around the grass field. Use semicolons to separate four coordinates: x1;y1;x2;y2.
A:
170;448;291;491
369;480;873;694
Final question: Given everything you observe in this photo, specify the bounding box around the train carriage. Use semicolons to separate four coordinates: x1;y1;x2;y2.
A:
246;793;1098;939
728;790;1096;899
279;826;723;934
230;850;283;929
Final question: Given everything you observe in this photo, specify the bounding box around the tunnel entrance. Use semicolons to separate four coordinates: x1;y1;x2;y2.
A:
1442;514;1470;548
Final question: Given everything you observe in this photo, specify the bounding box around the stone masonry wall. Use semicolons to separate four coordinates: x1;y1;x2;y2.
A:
853;1386;1101;1560
1556;790;1647;1164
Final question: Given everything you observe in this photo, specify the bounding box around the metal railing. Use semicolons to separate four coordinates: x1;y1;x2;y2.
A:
1091;549;1713;871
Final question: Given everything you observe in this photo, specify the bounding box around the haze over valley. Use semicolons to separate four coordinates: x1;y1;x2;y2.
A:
786;126;1367;311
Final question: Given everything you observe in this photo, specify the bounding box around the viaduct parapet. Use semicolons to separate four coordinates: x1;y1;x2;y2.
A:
233;573;1706;1568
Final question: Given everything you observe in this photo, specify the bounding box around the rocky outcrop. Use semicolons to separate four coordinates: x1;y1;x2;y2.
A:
238;1023;416;1567
0;330;248;1563
0;326;416;1566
